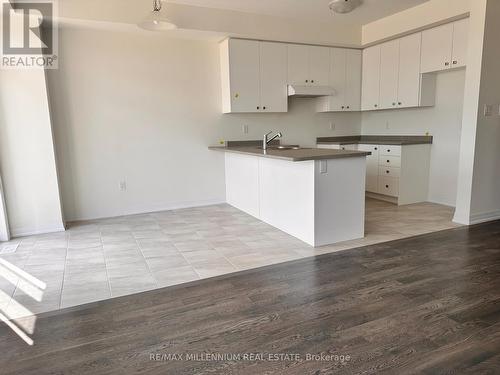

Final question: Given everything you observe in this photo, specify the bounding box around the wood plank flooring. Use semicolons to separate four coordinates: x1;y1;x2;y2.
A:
0;221;499;374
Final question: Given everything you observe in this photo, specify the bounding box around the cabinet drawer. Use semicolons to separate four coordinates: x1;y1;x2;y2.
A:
379;166;401;178
379;155;401;168
378;176;399;197
366;175;378;193
379;145;402;156
358;144;380;154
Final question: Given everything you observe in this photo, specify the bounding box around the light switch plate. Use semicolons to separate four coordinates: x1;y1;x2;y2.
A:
484;104;493;117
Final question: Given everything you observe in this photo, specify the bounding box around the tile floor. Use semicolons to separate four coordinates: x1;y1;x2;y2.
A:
0;199;460;319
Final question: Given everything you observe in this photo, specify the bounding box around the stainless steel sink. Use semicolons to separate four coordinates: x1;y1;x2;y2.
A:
258;145;301;150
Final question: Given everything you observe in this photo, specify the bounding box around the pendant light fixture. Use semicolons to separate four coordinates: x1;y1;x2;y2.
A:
138;0;177;31
329;0;363;14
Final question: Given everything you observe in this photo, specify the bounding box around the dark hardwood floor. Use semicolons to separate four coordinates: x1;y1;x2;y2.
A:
1;221;500;374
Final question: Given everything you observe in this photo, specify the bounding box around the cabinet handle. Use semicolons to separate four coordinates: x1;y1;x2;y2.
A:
341;106;345;109
387;160;390;163
346;106;350;109
453;60;458;65
263;106;266;110
398;102;402;105
445;62;450;66
387;149;391;152
374;147;378;151
386;185;389;189
257;106;260;110
392;102;396;106
386;170;390;174
311;80;315;83
374;104;378;108
305;80;309;83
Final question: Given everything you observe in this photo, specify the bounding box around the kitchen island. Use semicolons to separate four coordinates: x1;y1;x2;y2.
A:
210;144;371;247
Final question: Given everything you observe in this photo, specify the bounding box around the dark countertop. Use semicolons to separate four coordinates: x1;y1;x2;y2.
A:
209;146;371;162
317;135;433;145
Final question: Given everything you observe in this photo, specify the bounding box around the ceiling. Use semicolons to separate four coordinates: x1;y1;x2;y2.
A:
169;0;430;25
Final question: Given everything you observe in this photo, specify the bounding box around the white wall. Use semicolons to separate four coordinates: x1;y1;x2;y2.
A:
0;65;64;237
361;69;466;207
467;0;500;223
362;0;471;45
47;26;361;222
453;0;487;224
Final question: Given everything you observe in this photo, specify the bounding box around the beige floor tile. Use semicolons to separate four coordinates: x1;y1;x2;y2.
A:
2;199;459;319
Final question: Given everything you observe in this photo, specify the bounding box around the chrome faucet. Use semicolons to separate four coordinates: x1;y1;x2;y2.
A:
263;131;283;151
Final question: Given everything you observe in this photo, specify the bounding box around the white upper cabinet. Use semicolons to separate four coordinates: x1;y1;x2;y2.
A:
451;18;469;69
363;33;430;111
259;42;288;113
220;39;287;113
387;35;423;109
316;48;361;112
361;45;381;111
221;39;260;113
288;44;330;86
421;23;453;73
287;44;309;85
379;40;400;109
325;48;347;112
421;19;469;73
397;33;422;108
308;46;330;86
379;34;423;109
345;49;362;111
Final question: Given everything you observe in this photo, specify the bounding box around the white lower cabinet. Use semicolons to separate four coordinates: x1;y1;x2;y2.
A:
360;144;431;205
378;176;400;198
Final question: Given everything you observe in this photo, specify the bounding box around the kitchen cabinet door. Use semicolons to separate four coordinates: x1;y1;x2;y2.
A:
451;18;469;69
421;23;453;73
379;40;400;110
228;39;260;113
308;46;330;86
361;45;381;111
328;48;347;111
288;44;309;85
345;49;362;111
259;42;288;112
397;33;422;108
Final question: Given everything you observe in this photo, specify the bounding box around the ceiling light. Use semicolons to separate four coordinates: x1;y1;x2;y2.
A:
138;0;177;31
329;0;363;14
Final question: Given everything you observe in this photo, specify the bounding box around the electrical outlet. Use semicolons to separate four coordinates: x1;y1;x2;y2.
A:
329;121;335;131
242;124;249;134
119;181;127;192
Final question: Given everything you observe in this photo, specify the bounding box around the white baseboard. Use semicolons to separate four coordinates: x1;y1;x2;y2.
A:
469;210;500;225
11;223;66;238
68;198;227;223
